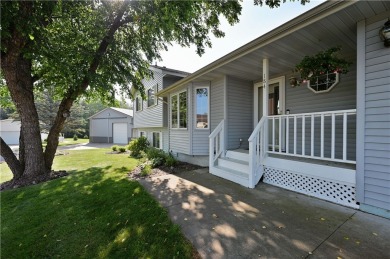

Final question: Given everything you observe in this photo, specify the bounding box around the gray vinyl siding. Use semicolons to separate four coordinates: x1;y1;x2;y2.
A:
284;66;357;160
210;77;225;131
363;12;390;211
134;127;169;152
169;85;190;154
192;82;211;155
226;76;253;150
134;70;164;128
285;69;356;114
163;75;184;89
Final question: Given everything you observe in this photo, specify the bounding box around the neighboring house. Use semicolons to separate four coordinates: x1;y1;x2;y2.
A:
132;65;189;150
89;107;133;144
0;119;21;145
0;119;63;145
157;1;390;218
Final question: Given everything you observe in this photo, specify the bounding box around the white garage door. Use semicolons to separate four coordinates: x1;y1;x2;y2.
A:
0;131;20;145
113;123;128;144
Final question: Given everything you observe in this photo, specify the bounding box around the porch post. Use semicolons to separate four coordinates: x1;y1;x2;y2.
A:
263;59;269;152
262;59;269;117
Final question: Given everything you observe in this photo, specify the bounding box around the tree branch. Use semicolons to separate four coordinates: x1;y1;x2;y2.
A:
44;0;132;168
0;137;23;180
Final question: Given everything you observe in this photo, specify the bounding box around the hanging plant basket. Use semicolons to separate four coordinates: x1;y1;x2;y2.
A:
294;46;352;93
289;76;299;87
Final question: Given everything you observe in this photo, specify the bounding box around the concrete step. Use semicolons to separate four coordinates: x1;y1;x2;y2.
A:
211;165;250;187
218;157;249;173
226;150;249;163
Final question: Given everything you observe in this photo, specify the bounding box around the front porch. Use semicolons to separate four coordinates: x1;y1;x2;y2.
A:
209;108;358;208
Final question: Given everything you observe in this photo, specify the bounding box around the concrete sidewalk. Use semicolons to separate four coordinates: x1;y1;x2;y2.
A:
139;169;390;259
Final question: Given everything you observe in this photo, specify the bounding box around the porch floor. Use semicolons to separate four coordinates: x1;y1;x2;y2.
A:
268;153;356;170
227;149;355;170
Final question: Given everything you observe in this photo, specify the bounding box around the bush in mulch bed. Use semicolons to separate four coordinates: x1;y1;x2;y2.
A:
107;145;129;154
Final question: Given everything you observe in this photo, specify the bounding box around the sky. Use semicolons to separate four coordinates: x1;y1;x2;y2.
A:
158;0;326;73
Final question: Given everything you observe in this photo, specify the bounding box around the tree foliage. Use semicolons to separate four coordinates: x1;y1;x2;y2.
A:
0;0;306;184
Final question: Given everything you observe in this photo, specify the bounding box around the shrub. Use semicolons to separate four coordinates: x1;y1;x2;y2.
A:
128;136;149;158
111;145;118;152
140;164;152;176
145;147;168;168
73;134;78;141
165;153;177;167
83;135;89;139
118;147;126;153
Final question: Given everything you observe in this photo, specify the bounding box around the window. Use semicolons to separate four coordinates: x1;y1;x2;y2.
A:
152;132;162;149
195;87;209;129
135;96;142;111
307;72;339;94
147;84;157;107
171;91;187;129
139;131;146;137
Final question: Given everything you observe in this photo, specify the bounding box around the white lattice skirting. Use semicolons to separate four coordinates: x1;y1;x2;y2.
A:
263;166;359;209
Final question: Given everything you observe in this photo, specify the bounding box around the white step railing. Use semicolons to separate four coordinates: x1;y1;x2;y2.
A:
209;120;225;168
248;117;266;188
267;109;356;164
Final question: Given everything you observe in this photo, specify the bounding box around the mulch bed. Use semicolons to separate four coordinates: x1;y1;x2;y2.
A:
0;170;68;191
128;162;204;180
105;151;130;155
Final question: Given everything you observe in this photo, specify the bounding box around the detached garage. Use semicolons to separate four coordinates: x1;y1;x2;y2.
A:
89;107;133;144
0;119;21;145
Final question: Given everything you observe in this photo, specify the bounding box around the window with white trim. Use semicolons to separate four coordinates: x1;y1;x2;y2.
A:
307;72;339;94
152;132;162;149
135;96;143;111
171;91;187;129
147;84;157;107
195;87;209;129
139;131;146;138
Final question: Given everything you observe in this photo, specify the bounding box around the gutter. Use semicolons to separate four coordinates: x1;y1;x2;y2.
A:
157;0;356;97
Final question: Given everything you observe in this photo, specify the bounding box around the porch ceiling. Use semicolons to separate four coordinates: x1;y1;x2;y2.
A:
194;1;390;83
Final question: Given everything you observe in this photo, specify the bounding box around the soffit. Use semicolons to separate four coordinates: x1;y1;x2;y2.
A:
192;1;390;83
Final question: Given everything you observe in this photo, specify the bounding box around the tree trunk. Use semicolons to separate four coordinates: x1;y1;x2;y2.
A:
44;98;74;170
0;137;23;179
1;55;48;180
1;0;131;183
0;2;48;181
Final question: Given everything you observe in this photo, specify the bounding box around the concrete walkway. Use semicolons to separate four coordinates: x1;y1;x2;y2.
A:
58;142;113;150
139;169;390;259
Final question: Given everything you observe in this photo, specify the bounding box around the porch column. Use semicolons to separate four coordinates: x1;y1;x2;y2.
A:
262;59;269;117
263;58;269;153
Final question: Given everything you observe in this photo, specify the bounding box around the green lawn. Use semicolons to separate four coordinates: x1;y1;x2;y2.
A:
0;138;91;183
1;149;195;258
44;137;90;147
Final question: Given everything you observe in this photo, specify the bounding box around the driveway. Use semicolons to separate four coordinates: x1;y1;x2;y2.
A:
140;169;390;259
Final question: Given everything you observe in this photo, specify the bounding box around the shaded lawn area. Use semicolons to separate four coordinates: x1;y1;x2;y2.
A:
1;149;195;258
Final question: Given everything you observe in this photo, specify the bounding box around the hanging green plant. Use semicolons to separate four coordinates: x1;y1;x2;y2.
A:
295;46;352;80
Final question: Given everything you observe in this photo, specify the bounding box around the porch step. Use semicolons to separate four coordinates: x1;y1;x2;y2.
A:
218;157;249;173
226;150;249;163
212;165;250;187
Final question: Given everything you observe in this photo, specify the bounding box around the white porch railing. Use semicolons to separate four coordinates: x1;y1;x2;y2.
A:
248;117;266;188
209;120;225;168
267;109;356;164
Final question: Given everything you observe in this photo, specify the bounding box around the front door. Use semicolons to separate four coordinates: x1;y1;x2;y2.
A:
254;76;285;151
254;76;285;123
